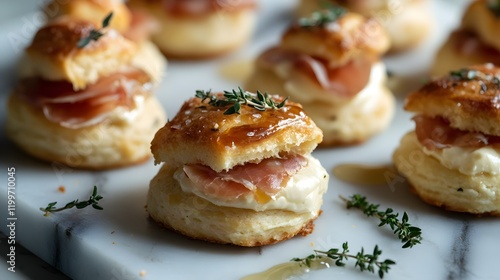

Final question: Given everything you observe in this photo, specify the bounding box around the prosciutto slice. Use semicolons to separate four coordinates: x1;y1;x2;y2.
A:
259;47;371;98
17;68;151;129
124;9;160;42
413;115;500;150
183;155;308;201
160;0;256;16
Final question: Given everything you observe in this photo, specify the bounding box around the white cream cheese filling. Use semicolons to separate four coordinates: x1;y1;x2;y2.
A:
174;155;329;213
407;132;500;176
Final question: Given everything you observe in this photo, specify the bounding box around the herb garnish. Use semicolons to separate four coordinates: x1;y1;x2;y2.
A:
77;12;113;48
340;194;422;248
450;68;478;80
298;5;347;28
292;242;395;279
40;186;103;216
449;68;500;91
195;87;288;115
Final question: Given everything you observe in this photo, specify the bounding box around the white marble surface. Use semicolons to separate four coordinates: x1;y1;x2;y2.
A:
1;0;500;279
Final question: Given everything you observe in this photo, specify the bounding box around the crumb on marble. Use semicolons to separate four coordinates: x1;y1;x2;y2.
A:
58;186;66;193
310;242;314;247
140;270;147;277
111;230;115;234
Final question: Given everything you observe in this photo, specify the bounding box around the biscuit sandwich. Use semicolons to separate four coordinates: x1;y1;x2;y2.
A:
43;0;165;84
148;88;329;246
393;64;500;215
297;0;432;52
245;7;394;146
6;16;166;169
431;0;500;76
127;0;257;59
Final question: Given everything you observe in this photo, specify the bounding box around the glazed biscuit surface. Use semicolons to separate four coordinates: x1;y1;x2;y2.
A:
151;92;323;172
45;0;132;32
283;12;389;67
22;16;136;90
405;64;500;136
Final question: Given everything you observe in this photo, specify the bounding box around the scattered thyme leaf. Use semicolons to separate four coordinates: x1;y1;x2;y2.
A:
298;5;347;28
340;194;422;248
292;242;395;279
77;12;113;48
40;186;104;216
450;68;477;80
195;87;288;115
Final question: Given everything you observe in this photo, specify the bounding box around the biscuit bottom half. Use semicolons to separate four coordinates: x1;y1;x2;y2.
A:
393;132;500;215
147;164;322;247
6;95;166;170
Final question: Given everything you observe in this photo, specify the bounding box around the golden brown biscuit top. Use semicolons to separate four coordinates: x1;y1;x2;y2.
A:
45;0;132;33
154;92;314;147
282;12;389;67
26;16;134;59
405;64;500;135
151;91;323;171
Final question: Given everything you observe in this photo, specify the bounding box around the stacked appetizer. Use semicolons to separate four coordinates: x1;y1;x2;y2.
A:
431;0;500;76
6;16;166;169
297;0;432;52
43;0;165;84
148;89;329;246
127;0;257;59
393;64;500;215
245;7;394;146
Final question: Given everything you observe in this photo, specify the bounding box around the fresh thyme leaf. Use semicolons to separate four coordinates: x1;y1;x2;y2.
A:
77;12;113;49
298;5;347;28
40;186;104;216
195;87;288;115
292;242;395;279
340;194;423;248
450;68;477;80
102;12;114;28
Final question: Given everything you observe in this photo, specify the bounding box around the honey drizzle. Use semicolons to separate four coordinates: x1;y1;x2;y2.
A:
332;163;396;186
219;59;255;82
241;257;333;280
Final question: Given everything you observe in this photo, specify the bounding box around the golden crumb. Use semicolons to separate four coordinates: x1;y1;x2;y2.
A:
57;186;66;193
139;270;147;277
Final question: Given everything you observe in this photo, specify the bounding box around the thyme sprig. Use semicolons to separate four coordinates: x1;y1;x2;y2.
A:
340;194;422;248
40;186;103;216
298;5;347;27
292;242;395;279
77;12;113;48
195;87;288;115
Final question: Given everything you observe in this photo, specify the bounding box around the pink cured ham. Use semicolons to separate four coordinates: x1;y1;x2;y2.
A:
158;0;256;16
454;30;500;57
124;9;159;42
17;68;152;129
183;155;308;201
413;115;500;150
258;47;372;98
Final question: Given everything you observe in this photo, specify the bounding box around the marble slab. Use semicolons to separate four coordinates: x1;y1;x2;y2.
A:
1;0;500;279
